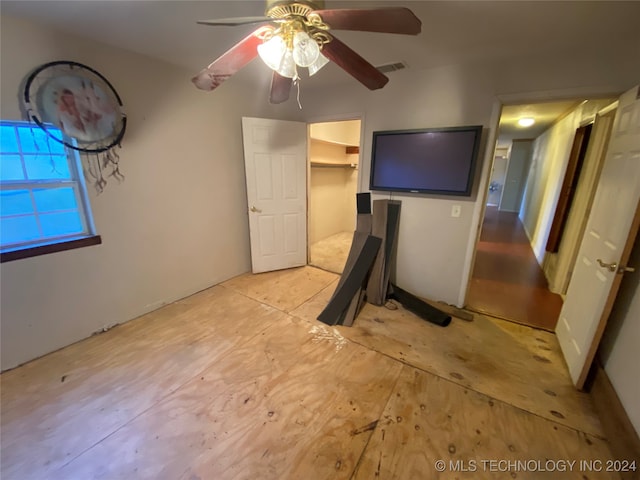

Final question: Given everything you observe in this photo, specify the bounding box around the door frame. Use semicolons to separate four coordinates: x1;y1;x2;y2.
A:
548;105;618;294
305;112;365;261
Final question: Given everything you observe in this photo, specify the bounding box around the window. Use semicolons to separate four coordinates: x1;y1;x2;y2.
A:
1;121;101;262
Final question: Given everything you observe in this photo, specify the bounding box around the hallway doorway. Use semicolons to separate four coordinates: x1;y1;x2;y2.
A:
466;98;614;331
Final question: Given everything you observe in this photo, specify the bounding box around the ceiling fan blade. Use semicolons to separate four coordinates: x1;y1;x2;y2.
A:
321;34;389;90
192;26;270;91
269;72;293;104
197;16;271;27
313;7;421;35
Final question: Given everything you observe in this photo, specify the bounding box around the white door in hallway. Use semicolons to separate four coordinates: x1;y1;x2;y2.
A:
556;86;640;388
241;117;308;273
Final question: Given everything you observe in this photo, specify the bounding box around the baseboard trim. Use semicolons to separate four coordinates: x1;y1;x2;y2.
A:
589;361;640;480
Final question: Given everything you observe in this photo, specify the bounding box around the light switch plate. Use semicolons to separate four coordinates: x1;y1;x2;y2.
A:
451;205;461;217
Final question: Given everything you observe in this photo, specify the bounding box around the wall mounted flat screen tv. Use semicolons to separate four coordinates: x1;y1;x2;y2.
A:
370;125;483;196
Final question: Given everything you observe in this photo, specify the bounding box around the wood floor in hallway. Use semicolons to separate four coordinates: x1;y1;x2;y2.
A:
467;206;563;331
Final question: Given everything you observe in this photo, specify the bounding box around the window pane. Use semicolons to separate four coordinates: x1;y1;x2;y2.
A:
33;187;78;212
47;130;67;151
39;211;84;237
0;215;41;245
1;125;19;153
1;121;96;252
17;126;65;155
1;154;25;180
0;190;34;216
24;154;71;180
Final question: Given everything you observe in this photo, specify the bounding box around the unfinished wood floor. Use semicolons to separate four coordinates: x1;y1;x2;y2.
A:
1;266;617;479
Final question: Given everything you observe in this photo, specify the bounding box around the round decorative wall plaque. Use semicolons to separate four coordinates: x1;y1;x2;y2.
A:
22;60;127;191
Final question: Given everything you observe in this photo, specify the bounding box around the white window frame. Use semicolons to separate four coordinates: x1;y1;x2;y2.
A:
1;120;100;261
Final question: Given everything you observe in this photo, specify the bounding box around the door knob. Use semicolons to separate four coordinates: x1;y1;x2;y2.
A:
596;259;618;272
250;206;262;213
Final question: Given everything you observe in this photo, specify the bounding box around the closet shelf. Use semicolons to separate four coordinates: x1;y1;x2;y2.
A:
310;137;360;154
310;162;357;169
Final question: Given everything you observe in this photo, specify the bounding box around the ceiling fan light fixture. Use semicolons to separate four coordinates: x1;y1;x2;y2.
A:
276;48;297;78
259;22;325;78
292;30;320;67
193;3;422;104
257;34;287;70
308;52;329;76
518;117;535;127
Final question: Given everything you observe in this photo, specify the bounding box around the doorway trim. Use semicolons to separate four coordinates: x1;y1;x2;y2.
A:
306;113;365;268
460;100;501;307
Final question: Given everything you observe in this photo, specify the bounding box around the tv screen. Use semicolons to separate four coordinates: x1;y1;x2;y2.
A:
370;125;482;196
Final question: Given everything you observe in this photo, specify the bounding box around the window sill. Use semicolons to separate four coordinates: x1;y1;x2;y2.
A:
1;235;102;263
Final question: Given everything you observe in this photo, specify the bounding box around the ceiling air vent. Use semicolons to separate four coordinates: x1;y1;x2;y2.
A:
376;61;408;74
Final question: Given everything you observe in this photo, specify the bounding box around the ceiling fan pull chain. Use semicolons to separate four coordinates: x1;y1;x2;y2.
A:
294;75;302;110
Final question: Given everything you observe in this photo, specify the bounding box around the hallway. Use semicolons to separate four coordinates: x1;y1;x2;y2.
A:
467;206;563;331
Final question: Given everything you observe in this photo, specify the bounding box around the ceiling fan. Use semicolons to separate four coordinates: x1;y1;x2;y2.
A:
191;0;421;104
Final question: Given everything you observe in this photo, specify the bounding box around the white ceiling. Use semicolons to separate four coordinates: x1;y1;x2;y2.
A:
497;100;581;147
3;1;638;143
3;1;640;80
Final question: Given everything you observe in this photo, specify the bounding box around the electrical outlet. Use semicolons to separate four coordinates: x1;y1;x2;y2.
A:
451;205;461;218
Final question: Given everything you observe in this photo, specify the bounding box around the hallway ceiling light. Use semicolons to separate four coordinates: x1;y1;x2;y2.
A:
518;117;535;127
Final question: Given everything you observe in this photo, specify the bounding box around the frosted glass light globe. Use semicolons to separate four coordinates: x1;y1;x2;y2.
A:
258;35;286;70
308;53;330;76
276;50;297;78
292;31;320;68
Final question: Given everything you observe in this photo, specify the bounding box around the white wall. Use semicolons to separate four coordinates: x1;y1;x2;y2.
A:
0;15;302;370
520;99;611;265
520;100;617;264
599;235;640;435
310;120;360;146
519;113;579;262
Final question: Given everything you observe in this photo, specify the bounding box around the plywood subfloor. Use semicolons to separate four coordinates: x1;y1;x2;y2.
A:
309;231;353;274
1;266;615;479
221;265;336;312
291;281;603;438
353;366;615;480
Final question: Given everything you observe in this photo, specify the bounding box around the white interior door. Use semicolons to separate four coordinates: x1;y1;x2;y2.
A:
556;86;640;388
241;117;307;273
